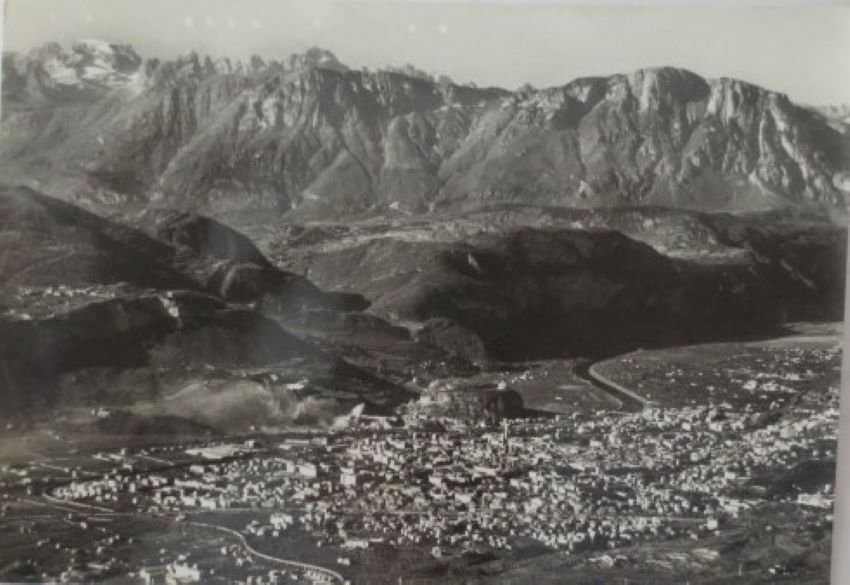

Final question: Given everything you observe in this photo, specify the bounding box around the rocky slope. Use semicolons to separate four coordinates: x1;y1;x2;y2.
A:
130;207;369;311
2;43;848;216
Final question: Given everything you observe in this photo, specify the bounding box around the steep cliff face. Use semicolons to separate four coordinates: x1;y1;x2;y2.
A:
2;43;848;216
433;70;848;212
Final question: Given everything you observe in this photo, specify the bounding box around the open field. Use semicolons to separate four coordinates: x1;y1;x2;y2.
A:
592;324;842;410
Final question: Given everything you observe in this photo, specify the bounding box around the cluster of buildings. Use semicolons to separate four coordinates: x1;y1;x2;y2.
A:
47;373;838;563
32;344;838;584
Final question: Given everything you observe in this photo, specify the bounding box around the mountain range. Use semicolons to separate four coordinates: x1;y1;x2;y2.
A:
0;41;847;431
2;41;848;217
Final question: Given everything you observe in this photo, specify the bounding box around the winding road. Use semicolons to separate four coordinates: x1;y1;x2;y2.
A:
188;521;346;584
573;357;649;412
20;494;347;584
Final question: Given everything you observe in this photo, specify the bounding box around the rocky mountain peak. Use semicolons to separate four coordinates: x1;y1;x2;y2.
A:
2;39;144;102
627;67;711;107
287;47;349;74
69;39;143;73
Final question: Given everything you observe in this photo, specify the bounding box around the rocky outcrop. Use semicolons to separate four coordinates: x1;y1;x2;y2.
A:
132;207;370;311
413;379;525;421
140;209;274;267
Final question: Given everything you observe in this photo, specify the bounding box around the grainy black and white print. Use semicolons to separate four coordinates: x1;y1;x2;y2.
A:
0;1;848;584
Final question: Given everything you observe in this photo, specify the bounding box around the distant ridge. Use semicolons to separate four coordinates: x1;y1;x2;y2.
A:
1;42;848;217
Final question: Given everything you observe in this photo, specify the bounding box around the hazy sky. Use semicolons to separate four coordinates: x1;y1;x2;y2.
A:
3;0;850;104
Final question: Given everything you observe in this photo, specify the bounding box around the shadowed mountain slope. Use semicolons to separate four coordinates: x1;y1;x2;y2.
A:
273;220;845;361
0;186;412;426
